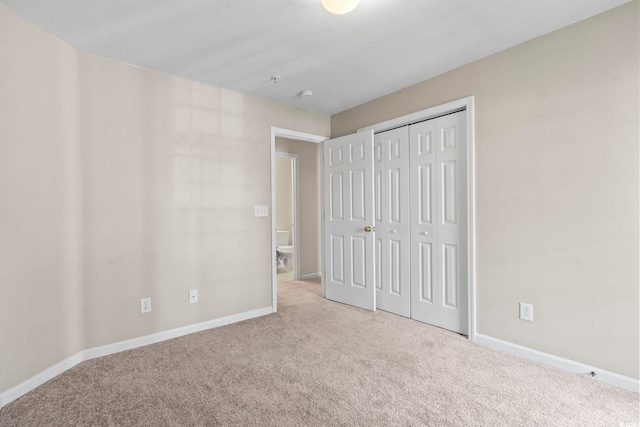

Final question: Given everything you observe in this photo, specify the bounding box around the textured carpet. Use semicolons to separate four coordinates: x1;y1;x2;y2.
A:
1;279;638;426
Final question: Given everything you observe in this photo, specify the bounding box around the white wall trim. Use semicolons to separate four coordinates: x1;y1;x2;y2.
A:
83;306;273;360
357;97;470;134
475;333;639;393
299;272;321;280
0;306;273;409
0;352;84;408
270;127;328;312
357;96;477;342
465;97;477;344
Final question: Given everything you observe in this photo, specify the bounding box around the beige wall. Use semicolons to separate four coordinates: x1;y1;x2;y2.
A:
1;0;637;396
0;6;84;393
275;138;323;277
332;1;639;378
275;156;293;244
0;4;329;393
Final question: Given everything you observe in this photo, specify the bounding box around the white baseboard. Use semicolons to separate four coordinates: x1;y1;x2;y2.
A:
0;306;273;408
84;306;273;361
299;272;321;280
0;352;84;408
475;333;639;393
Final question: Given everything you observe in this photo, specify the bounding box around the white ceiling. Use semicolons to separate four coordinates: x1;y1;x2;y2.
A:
1;0;630;115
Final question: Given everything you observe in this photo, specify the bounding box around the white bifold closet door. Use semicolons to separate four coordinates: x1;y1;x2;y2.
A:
410;111;468;334
322;111;467;334
323;130;376;311
374;127;411;317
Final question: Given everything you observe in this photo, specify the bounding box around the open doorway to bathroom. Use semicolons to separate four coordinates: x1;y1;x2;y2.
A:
270;128;327;312
275;152;298;283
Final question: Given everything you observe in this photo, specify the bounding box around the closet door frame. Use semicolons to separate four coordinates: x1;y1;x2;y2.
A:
357;96;477;342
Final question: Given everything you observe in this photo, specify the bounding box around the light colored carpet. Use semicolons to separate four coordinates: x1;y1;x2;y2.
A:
1;279;638;426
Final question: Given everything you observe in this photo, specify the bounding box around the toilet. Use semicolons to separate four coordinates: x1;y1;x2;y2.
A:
276;230;293;269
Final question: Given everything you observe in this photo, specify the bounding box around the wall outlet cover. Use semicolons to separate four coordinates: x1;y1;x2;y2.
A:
519;302;533;322
140;297;151;314
189;289;198;304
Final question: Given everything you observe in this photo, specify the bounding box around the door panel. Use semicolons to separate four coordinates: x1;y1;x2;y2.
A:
324;131;375;311
374;127;410;317
418;242;433;302
351;236;366;287
418;164;432;225
330;173;344;220
442;161;457;224
351;169;366;220
410;111;468;334
442;243;458;308
330;235;344;283
375;238;382;291
389;168;401;223
389;239;401;294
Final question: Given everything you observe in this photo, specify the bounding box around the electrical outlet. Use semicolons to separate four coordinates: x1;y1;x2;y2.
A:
189;289;198;304
140;297;151;314
519;302;533;322
254;205;269;217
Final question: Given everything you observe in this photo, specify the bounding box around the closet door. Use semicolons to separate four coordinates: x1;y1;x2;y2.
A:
374;127;411;317
324;131;376;311
410;111;468;334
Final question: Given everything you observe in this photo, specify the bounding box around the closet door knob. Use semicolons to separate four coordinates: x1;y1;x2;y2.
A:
364;226;372;233
390;230;397;234
421;231;429;236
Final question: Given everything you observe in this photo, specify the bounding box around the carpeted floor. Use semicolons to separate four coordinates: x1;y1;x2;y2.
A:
1;279;638;426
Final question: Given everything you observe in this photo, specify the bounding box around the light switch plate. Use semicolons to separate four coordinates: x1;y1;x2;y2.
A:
254;205;269;217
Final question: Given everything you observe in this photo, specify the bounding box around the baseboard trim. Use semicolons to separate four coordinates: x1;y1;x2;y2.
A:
299;272;321;280
0;352;84;408
84;306;273;360
475;333;639;393
0;306;273;408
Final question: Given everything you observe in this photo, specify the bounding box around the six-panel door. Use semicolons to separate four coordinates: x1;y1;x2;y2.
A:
410;111;468;334
374;127;411;317
323;130;376;311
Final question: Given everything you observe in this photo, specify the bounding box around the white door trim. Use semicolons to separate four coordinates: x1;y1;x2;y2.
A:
270;127;328;312
357;97;470;134
357;96;477;343
275;151;300;280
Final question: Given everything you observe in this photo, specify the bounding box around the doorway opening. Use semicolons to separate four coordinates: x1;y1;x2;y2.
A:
275;152;298;284
270;128;327;312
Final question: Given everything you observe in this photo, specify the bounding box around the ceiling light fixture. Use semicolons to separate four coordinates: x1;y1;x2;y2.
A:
321;0;360;15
